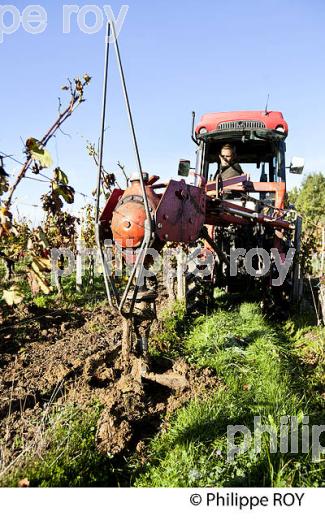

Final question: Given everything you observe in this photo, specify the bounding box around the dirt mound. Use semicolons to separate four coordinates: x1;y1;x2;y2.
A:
95;355;218;457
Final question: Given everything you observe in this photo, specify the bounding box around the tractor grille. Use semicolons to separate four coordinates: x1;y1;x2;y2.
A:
218;120;266;130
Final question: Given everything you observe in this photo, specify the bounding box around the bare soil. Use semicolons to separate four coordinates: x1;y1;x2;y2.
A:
0;302;221;474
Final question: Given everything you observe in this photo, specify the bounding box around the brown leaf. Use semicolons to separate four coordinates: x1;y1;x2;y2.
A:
243;384;251;391
18;478;30;487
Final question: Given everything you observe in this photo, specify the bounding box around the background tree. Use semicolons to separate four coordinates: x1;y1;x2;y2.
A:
288;172;325;275
288;172;325;227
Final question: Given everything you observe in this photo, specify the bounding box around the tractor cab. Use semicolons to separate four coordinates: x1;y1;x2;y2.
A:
178;110;304;209
195;110;289;184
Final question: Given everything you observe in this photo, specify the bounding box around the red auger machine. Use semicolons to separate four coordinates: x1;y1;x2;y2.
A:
95;23;304;384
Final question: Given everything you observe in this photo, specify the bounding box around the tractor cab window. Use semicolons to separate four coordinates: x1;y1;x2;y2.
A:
207;159;275;183
204;139;286;183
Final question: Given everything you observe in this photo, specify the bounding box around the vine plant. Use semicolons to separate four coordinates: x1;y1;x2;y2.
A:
0;75;91;305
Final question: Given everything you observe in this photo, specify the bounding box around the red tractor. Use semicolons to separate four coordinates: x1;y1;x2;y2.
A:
99;110;303;317
94;24;304;379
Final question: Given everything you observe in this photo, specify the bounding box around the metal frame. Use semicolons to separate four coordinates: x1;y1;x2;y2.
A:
95;21;154;318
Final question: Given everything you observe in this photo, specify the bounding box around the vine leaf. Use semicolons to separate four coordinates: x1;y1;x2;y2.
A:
54;167;69;186
60;186;75;204
30;257;52;295
0;166;9;178
0;207;12;236
0;166;10;196
54;184;75;204
2;286;24;306
31;257;52;273
28;270;51;295
26;138;53;168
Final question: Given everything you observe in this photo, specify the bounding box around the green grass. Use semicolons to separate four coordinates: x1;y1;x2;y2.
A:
149;300;187;357
0;402;121;487
133;299;325;487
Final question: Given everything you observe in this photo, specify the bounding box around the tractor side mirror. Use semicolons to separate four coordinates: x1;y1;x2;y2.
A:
178;159;191;177
289;156;304;175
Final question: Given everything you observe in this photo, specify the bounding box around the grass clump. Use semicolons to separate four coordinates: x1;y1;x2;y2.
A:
134;301;325;487
149;300;187;357
0;402;118;487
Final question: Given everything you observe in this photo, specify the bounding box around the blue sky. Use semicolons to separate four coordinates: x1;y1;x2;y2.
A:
0;0;324;223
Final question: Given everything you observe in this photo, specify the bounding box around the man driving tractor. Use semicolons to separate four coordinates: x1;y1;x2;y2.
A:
214;143;243;181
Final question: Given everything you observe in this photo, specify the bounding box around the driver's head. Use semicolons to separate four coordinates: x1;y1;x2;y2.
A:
219;144;236;166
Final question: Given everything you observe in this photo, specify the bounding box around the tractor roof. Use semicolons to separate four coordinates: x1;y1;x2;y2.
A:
195;110;288;139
